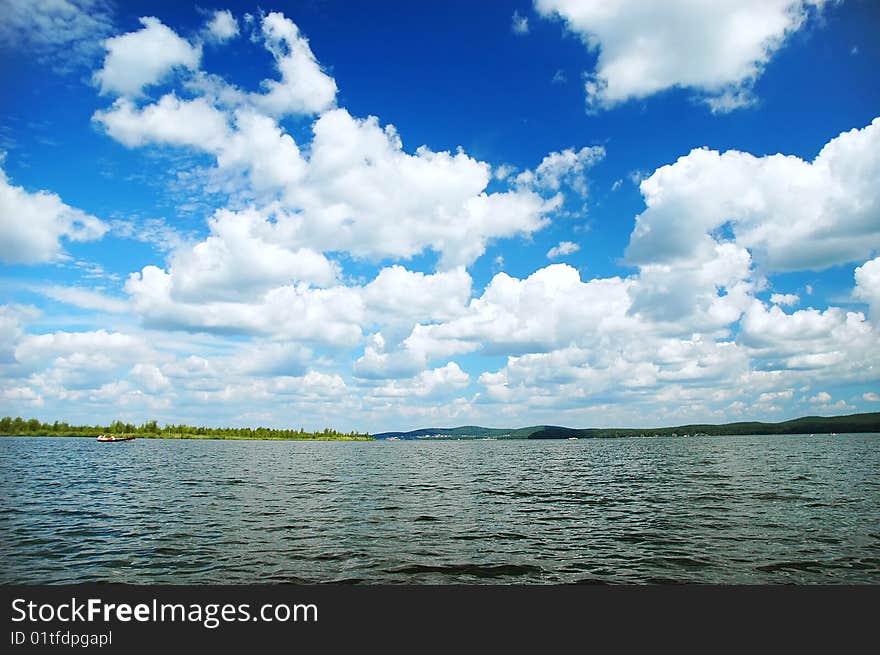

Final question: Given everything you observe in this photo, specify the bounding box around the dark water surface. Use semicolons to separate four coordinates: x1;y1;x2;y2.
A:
1;434;878;584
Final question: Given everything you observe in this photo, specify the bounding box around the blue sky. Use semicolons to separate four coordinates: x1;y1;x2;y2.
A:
1;0;878;431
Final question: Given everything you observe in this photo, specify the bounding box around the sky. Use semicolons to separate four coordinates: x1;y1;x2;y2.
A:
0;0;878;432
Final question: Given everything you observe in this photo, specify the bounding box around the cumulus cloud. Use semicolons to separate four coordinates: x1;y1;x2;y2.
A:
516;145;605;197
854;256;880;323
738;300;876;376
14;330;149;392
205;9;239;42
371;363;470;399
93;94;230;149
129;363;171;394
94;16;201;96
406;264;634;358
770;293;799;307
361;251;880;423
547;241;580;259
162;207;341;302
362;266;472;325
628;242;755;329
125;265;365;346
626;118;880;273
0;165;107;264
125;250;477;353
535;0;825;111
0;305;39;366
91;12;572;274
97;99;558;267
38;8;873;430
251;12;337;116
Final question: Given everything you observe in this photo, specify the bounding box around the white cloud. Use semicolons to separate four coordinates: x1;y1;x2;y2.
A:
371;363;470;399
95;97;558;268
362;266;472;325
367;255;880;423
854;256;880;323
739;300;876;377
407;264;634;358
0;385;44;407
14;330;150;393
205;9;239;42
758;389;794;403
511;11;530;35
251;12;337;116
46;9;877;430
628;242;755;329
125;252;476;357
94;16;201;96
15;330;145;368
0;305;39;366
296;108;556;268
39;286;128;313
93;94;230;149
0;165;107;264
770;293;799;307
808;391;832;403
516;145;605;196
234;342;312;377
125;265;365;346
547;241;580;259
863;392;880;402
215;110;308;195
88;10;571;271
163;207;340;302
626;118;880;272
128;363;170;393
0;0;115;71
535;0;825;111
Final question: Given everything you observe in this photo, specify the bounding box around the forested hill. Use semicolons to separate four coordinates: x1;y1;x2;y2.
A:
372;412;880;440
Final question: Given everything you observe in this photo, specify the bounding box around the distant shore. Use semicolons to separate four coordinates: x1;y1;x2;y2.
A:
0;417;372;441
1;433;373;441
373;411;880;440
2;411;878;442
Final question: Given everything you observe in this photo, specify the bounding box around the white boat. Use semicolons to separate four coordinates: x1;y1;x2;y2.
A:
97;434;136;443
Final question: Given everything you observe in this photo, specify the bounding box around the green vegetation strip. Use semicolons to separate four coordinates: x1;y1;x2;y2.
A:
0;417;372;441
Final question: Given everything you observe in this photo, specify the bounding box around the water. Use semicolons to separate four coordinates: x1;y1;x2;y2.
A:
1;434;878;584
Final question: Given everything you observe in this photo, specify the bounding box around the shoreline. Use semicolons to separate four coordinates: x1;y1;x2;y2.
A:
0;433;374;441
2;431;877;442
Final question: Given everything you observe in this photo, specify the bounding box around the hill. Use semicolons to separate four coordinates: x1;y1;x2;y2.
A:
371;412;880;440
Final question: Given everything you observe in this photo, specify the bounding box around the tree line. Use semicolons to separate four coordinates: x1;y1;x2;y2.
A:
0;416;372;441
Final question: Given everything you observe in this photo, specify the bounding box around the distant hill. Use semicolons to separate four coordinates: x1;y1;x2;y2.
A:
371;412;880;440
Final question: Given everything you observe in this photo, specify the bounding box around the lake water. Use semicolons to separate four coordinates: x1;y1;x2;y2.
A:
1;434;878;584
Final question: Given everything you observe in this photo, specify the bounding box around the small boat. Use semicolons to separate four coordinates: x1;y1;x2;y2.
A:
568;437;578;441
97;434;136;443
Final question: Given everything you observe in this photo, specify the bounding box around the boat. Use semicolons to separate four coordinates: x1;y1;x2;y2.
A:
568;437;578;441
96;434;136;443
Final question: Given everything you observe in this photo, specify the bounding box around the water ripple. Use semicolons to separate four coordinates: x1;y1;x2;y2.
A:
1;434;879;584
